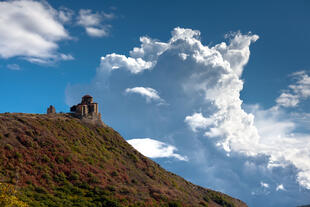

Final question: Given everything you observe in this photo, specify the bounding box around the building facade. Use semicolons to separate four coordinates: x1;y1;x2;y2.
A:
70;95;100;119
47;105;56;114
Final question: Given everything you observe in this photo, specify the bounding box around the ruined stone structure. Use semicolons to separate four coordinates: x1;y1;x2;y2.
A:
47;105;56;114
70;95;101;120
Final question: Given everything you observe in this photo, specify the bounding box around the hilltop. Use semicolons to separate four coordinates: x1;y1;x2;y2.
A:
0;113;247;207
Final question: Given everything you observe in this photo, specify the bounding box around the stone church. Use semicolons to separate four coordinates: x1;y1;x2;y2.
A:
70;95;101;119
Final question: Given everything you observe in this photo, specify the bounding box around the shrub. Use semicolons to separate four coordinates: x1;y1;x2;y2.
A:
168;201;182;207
68;172;80;181
34;186;47;194
128;153;138;163
0;183;29;207
55;155;64;164
42;173;52;182
203;195;210;202
111;171;118;177
88;173;99;184
53;172;66;182
14;152;22;160
106;185;116;192
207;192;235;207
41;155;50;163
64;155;72;163
102;198;121;207
4;144;13;151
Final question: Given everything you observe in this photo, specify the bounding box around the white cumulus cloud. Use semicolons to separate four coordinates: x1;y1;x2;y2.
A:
184;113;213;132
165;28;310;189
100;53;153;74
127;138;188;161
179;30;260;156
125;87;164;103
129;36;169;61
66;27;310;190
0;0;72;63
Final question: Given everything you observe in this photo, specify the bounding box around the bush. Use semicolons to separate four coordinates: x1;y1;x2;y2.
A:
4;144;13;151
64;155;72;163
203;195;210;202
42;173;52;182
55;155;64;164
53;172;66;182
111;171;118;177
14;152;22;160
168;201;182;207
68;171;80;181
88;173;99;184
0;183;29;207
41;154;50;163
207;192;235;207
34;186;47;194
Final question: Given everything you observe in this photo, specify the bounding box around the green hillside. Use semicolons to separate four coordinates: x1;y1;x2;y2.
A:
0;113;247;207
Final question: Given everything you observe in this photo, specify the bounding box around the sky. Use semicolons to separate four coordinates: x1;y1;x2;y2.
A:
0;0;310;206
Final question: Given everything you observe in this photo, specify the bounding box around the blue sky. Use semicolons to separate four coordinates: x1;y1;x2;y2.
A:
1;0;310;206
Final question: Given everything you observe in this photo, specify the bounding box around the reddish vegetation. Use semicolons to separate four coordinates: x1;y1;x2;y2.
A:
0;113;247;207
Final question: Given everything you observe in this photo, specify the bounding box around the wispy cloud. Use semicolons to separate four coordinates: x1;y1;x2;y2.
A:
77;9;113;37
58;7;74;24
276;184;285;191
0;0;72;64
260;181;270;188
127;138;188;161
276;93;299;107
276;71;310;108
85;26;108;37
125;87;164;104
6;64;20;71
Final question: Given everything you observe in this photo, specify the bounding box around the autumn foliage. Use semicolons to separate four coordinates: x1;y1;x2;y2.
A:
0;183;28;207
0;113;246;207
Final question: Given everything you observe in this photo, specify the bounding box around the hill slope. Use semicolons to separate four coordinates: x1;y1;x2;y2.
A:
0;113;247;207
